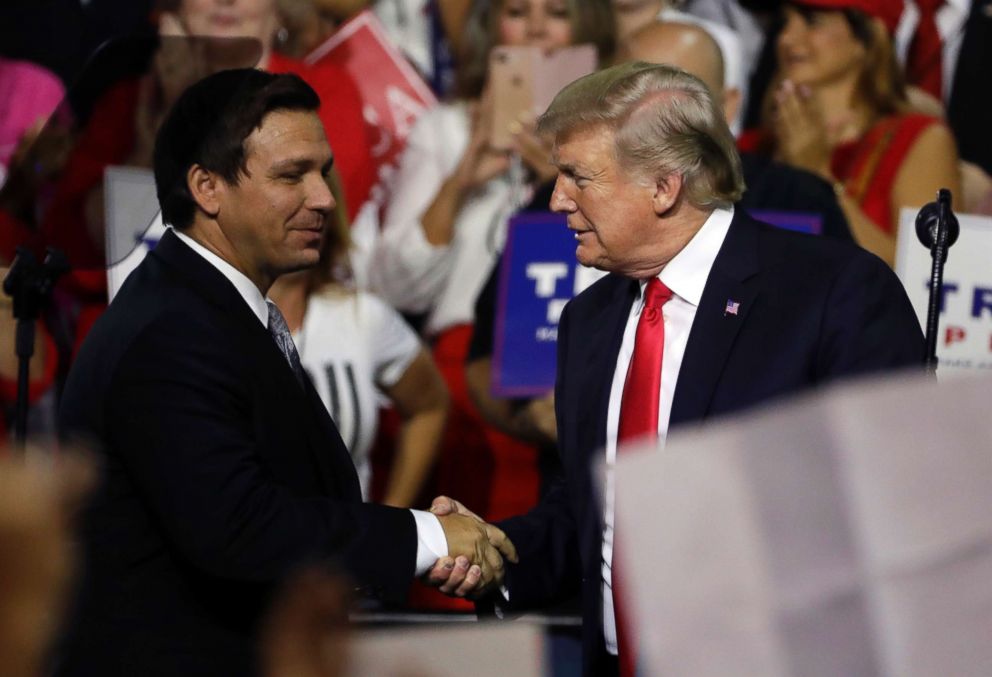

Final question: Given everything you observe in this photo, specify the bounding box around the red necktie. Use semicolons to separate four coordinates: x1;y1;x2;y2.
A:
614;278;673;677
908;0;944;100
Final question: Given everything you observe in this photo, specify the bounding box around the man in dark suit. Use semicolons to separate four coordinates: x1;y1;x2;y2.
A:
55;69;514;676
897;0;992;176
428;61;924;676
946;0;992;176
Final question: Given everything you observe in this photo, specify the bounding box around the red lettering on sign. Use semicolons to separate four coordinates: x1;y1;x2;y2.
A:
945;326;966;345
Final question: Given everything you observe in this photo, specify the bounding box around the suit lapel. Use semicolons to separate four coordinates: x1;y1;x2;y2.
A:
152;230;353;497
575;276;637;462
300;374;361;500
670;211;762;427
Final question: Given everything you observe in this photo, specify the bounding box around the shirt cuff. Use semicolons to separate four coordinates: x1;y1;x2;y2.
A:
411;509;448;576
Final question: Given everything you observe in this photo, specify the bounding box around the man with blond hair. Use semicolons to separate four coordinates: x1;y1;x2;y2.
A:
428;62;923;676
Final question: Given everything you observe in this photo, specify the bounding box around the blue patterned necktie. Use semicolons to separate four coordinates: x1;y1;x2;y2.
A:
266;301;305;386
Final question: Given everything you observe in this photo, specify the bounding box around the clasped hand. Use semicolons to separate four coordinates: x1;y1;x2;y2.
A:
427;496;517;599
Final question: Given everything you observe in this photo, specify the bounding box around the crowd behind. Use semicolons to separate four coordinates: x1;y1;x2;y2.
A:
1;0;990;672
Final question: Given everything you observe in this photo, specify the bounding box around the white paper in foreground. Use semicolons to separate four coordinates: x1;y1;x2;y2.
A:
341;622;545;677
614;372;992;677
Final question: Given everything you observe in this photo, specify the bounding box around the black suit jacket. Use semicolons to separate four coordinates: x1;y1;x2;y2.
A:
56;230;417;676
497;210;924;675
948;0;992;175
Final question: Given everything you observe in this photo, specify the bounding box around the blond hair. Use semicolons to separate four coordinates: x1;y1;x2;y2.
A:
538;61;744;209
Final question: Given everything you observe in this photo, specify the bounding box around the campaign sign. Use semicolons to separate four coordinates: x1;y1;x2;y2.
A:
895;208;992;378
305;11;437;211
750;209;823;235
493;212;606;397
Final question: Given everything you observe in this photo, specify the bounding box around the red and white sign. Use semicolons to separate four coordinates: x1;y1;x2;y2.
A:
306;11;437;211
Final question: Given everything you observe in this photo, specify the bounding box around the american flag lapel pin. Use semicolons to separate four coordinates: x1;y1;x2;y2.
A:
724;299;740;316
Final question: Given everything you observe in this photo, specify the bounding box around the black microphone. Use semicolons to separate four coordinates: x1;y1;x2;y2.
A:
915;188;960;263
915;188;959;373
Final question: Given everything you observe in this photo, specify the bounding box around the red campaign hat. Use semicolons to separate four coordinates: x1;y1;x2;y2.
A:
789;0;904;34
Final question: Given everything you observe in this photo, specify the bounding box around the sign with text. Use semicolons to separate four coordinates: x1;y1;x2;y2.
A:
305;11;437;213
493;212;606;396
895;208;992;378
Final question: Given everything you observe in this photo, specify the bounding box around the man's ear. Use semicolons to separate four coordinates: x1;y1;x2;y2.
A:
187;164;221;219
652;173;683;215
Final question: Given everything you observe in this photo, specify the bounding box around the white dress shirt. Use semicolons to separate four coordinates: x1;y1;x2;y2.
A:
894;0;972;102
601;207;734;654
173;230;447;575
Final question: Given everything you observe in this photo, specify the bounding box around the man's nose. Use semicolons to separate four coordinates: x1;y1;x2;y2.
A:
549;178;574;213
308;174;336;213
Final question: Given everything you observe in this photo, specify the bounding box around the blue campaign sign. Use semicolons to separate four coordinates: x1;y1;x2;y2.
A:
493;212;606;397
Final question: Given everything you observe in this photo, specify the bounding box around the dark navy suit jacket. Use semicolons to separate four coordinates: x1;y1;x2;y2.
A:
56;230;417;676
497;209;925;675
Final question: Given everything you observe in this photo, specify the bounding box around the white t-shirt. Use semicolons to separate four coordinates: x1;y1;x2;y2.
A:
294;289;421;499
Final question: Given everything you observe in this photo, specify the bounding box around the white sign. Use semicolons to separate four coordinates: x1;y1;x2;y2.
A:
895;208;992;378
614;372;992;677
104;166;165;302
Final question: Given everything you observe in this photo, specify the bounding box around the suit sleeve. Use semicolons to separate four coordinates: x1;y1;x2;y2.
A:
496;300;582;609
816;250;926;378
103;316;418;600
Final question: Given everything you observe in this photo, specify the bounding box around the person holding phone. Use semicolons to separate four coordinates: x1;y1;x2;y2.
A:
371;0;615;538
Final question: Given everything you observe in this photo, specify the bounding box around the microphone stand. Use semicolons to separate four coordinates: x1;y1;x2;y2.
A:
915;189;960;374
2;247;68;449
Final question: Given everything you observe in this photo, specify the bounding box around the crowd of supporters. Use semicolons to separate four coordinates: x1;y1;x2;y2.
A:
1;0;990;667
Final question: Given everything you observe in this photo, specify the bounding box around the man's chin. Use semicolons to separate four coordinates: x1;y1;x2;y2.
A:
281;250;322;275
574;247;604;270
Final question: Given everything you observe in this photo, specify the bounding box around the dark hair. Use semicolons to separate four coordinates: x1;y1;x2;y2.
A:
153;68;320;230
758;5;907;154
455;0;617;100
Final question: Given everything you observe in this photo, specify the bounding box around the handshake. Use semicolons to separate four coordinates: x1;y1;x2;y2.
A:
427;496;517;599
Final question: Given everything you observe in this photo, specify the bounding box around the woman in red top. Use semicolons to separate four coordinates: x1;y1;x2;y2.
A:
746;0;960;267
